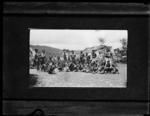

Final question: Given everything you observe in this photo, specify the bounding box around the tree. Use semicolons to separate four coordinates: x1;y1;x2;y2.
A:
120;38;127;63
120;38;127;49
99;38;105;45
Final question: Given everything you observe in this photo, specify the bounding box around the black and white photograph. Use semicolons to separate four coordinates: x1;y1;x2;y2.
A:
29;29;127;88
3;2;150;116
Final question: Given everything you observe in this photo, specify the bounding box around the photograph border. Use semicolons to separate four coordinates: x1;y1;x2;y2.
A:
29;29;128;88
3;2;149;115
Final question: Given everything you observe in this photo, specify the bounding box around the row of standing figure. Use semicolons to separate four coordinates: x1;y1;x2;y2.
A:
30;49;119;74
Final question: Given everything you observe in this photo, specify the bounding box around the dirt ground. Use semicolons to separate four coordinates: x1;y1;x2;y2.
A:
29;63;127;88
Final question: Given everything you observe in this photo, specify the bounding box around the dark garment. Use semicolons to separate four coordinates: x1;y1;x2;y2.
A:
92;53;97;59
41;56;46;65
80;54;84;60
105;52;112;58
86;55;91;64
69;63;75;71
104;67;113;73
80;54;85;64
48;64;55;74
106;61;111;67
63;54;67;61
71;54;76;63
34;54;40;70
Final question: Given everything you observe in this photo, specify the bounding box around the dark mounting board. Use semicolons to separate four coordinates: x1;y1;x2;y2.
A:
3;2;150;115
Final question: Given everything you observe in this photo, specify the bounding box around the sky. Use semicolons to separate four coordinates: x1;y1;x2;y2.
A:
30;29;128;50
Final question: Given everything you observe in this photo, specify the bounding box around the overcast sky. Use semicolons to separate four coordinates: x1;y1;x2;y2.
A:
30;29;128;50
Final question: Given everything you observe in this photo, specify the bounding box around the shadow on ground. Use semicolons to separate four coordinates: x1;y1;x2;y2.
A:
29;74;39;86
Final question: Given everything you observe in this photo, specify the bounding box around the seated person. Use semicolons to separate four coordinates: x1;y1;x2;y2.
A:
57;61;63;72
47;62;56;74
78;64;83;71
92;63;98;73
82;64;89;73
111;64;119;74
63;63;70;72
103;60;113;73
98;60;105;73
69;62;75;71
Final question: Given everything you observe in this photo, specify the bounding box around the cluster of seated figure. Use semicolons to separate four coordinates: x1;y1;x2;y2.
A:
30;49;119;74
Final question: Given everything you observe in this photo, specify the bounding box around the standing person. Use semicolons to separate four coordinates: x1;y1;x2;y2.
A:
80;51;85;65
40;49;47;71
67;51;76;71
84;52;88;64
57;56;63;71
87;53;91;65
92;50;97;59
63;51;67;62
70;50;76;64
29;48;35;68
98;59;106;74
91;50;97;65
34;49;40;70
105;49;113;61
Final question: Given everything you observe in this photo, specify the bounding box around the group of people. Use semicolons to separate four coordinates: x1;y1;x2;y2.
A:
30;48;119;74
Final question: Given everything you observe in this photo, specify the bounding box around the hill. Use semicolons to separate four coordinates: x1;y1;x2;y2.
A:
30;45;63;58
30;44;113;58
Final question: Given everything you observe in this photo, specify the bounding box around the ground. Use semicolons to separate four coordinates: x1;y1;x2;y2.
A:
29;63;127;88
